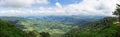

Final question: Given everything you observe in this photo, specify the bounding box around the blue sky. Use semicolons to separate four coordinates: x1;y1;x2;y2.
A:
30;0;82;8
49;0;82;6
0;0;119;16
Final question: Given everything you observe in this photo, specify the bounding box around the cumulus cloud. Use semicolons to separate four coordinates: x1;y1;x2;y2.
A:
0;0;49;8
55;2;62;8
35;0;49;4
63;0;119;16
0;0;120;16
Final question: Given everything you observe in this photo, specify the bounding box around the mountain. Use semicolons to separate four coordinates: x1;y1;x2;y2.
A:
25;15;104;26
0;15;105;37
0;17;76;36
64;17;120;37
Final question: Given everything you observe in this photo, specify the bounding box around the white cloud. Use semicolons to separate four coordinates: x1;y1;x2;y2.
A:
55;2;62;8
0;0;120;16
35;0;49;4
62;0;119;16
0;0;49;8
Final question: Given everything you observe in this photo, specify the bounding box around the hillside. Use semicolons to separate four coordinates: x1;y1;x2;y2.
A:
1;16;119;37
0;17;78;36
64;17;120;37
17;19;75;34
0;16;105;37
0;19;27;37
0;19;51;37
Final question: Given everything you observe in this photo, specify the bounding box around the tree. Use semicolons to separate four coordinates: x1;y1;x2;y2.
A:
113;4;120;23
40;32;50;37
27;30;41;37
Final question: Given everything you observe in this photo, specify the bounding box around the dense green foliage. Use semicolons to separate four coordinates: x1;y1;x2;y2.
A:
113;4;120;22
64;17;120;37
0;19;51;37
0;19;27;37
40;32;50;37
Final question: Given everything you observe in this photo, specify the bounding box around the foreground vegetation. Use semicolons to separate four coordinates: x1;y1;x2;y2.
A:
0;19;27;37
64;17;120;37
0;19;50;37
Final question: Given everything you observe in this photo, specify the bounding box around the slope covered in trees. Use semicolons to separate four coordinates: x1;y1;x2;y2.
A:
0;19;27;37
64;17;120;37
0;19;51;37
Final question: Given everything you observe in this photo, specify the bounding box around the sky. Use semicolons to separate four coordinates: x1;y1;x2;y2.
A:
0;0;120;16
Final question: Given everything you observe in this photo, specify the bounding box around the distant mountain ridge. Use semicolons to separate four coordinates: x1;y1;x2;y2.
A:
0;15;105;26
25;15;105;26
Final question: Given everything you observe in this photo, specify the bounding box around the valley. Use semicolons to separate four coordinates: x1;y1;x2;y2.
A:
0;15;104;37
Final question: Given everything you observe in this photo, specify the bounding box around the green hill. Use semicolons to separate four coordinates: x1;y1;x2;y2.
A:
0;19;51;37
64;17;120;37
0;19;27;37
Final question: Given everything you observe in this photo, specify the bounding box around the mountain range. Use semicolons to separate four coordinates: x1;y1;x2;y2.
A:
0;15;105;37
